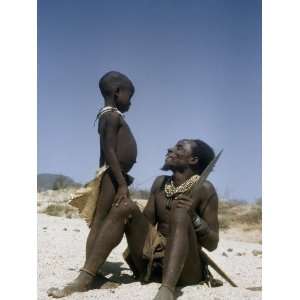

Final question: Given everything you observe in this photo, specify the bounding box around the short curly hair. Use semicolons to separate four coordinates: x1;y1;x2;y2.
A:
99;71;135;98
191;139;215;174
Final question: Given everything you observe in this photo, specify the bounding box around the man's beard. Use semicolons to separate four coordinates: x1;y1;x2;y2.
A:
161;163;187;173
160;163;171;171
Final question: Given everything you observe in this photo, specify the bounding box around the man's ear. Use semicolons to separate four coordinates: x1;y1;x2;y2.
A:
114;87;120;99
189;156;199;166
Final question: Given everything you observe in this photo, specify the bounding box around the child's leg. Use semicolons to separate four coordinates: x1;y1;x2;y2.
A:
86;171;117;259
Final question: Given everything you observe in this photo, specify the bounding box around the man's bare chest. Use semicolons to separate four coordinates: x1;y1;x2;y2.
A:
155;183;205;223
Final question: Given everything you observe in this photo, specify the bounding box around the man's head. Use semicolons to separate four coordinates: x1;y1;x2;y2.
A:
161;139;215;175
99;71;135;112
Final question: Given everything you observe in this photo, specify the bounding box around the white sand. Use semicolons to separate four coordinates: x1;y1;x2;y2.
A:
38;213;261;300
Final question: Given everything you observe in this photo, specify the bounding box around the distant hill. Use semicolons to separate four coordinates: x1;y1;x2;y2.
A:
37;173;82;192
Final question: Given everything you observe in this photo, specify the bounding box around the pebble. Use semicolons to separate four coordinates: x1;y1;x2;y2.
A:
222;252;228;257
73;229;80;232
227;248;233;252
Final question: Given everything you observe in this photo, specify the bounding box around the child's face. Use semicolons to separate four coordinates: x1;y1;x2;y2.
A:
115;87;134;112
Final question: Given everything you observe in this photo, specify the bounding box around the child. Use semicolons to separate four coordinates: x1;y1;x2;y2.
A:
70;70;137;248
48;71;138;297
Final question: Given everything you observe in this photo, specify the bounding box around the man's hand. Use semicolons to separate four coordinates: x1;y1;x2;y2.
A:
176;194;210;236
114;184;129;207
175;195;197;219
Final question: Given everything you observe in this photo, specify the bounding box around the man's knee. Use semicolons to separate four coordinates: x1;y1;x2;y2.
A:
169;206;191;228
110;199;139;220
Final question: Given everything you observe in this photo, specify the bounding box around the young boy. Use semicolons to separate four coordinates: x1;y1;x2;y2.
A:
85;70;137;255
48;71;137;297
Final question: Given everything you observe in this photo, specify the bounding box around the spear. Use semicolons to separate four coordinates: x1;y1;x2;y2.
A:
200;249;238;287
197;150;237;287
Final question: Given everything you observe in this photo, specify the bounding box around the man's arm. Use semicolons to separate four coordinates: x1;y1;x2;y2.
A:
176;181;219;252
195;186;219;252
99;112;128;203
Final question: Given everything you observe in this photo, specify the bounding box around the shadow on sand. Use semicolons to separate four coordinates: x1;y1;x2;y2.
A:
96;260;136;287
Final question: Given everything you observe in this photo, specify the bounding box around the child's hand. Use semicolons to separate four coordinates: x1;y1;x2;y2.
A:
114;184;129;207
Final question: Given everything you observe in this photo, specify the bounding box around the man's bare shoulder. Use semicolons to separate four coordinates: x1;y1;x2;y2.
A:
193;180;218;201
202;180;217;195
151;175;169;193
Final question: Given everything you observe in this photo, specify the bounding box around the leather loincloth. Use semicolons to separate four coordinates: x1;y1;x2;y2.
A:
123;224;167;282
68;165;109;227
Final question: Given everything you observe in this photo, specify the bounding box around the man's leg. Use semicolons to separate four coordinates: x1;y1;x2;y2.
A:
154;207;202;300
124;206;150;278
86;172;116;259
48;199;148;298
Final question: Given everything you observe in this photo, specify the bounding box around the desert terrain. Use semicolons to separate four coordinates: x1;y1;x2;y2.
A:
38;189;262;300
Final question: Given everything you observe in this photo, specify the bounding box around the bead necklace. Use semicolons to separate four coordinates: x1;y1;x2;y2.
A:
164;174;200;209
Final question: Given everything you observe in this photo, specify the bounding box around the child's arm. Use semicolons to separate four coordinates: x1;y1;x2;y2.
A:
99;112;129;204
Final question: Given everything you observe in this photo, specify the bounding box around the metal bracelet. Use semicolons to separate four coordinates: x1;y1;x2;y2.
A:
192;214;202;228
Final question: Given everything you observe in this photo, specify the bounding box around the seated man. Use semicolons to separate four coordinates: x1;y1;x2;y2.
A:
48;139;219;300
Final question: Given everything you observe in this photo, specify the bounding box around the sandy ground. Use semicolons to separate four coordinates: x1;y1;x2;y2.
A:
38;213;262;300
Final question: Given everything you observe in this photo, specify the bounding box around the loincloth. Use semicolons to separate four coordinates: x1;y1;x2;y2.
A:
123;224;167;282
68;165;109;227
69;166;134;227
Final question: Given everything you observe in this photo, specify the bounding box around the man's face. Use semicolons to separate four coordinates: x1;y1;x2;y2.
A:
115;87;134;113
162;139;196;172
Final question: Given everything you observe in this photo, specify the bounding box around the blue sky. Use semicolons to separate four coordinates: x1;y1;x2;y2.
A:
38;0;261;201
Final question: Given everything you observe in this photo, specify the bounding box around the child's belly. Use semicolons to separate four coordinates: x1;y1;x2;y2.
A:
116;125;137;173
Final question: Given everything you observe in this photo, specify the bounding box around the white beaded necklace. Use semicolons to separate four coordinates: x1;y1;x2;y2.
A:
164;174;200;208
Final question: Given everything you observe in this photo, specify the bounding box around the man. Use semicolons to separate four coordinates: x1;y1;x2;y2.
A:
48;139;219;300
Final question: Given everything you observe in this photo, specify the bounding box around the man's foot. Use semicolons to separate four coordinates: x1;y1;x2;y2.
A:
153;285;175;300
47;271;94;298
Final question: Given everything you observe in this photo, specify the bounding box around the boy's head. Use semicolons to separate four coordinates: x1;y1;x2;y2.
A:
99;71;135;112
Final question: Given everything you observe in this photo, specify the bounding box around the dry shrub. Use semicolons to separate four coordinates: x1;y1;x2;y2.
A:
236;205;262;225
218;200;262;230
41;203;79;218
219;215;231;229
42;203;65;216
130;188;150;200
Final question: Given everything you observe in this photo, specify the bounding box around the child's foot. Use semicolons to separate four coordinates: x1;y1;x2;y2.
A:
153;285;175;300
47;272;93;298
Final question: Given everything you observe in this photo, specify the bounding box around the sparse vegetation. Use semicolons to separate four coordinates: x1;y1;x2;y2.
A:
37;186;261;232
129;187;150;200
41;203;79;218
38;173;82;192
218;199;262;231
52;175;71;190
219;215;231;229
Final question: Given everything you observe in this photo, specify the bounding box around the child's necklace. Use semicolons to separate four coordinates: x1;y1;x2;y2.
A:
94;106;123;126
99;106;123;117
